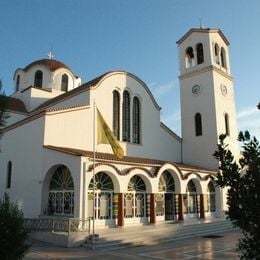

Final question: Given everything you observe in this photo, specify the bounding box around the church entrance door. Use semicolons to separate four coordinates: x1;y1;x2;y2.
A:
164;193;175;220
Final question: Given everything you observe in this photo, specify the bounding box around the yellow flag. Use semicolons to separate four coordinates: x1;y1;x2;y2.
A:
97;108;124;159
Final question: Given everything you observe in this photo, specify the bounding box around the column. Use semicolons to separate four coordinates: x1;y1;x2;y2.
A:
117;193;124;227
178;194;184;221
200;194;205;219
150;193;156;224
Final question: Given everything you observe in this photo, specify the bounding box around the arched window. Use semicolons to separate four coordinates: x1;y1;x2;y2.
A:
113;90;120;140
187;180;196;192
206;181;216;212
48;166;74;215
34;70;43;88
158;171;175;192
214;43;220;64
220;47;227;69
128;175;146;191
88;172;114;220
61;74;68;92
132;96;140;144
88;172;114;191
185;47;195;68
196;43;204;64
225;113;230;136
195;113;202;136
184;180;198;214
6;161;12;189
157;171;176;218
16;75;20;91
123;90;130;142
125;175;146;218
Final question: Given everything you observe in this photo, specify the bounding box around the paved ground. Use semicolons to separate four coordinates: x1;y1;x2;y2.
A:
25;230;242;259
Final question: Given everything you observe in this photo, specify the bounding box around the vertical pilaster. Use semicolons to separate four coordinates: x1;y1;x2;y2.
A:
117;193;124;227
150;193;156;224
200;194;205;219
178;194;184;221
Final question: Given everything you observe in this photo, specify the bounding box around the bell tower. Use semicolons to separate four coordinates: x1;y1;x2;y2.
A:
177;28;239;170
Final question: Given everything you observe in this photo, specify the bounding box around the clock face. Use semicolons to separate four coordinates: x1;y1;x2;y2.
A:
221;85;227;96
192;85;201;95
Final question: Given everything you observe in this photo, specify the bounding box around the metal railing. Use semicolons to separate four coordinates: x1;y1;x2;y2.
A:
24;217;91;234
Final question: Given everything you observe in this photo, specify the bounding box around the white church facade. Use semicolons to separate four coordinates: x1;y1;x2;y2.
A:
0;28;239;229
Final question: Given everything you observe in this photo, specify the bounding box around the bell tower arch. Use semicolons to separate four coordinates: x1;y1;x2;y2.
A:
177;28;239;170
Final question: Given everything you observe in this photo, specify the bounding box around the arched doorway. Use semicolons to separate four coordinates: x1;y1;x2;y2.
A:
124;175;147;224
157;171;176;221
48;165;74;216
88;172;114;222
184;180;198;218
205;181;216;216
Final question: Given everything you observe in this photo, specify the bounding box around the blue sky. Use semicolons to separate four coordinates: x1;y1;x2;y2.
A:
0;0;259;139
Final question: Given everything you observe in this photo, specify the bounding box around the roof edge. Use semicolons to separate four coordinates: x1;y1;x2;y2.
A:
176;28;230;45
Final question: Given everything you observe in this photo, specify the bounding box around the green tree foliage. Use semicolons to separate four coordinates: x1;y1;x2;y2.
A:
0;79;10;130
214;132;260;259
0;193;30;259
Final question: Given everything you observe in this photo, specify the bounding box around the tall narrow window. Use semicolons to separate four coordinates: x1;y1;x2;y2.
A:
48;166;74;215
122;90;130;142
220;47;227;69
195;113;202;136
185;47;195;68
61;74;68;92
214;43;220;64
16;75;20;91
196;43;204;64
113;90;120;140
34;70;43;88
132;96;140;144
225;113;230;136
6;161;12;189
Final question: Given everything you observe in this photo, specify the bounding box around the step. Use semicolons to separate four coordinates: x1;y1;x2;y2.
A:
84;220;235;250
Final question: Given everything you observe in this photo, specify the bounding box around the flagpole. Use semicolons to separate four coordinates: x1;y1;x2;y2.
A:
92;100;96;250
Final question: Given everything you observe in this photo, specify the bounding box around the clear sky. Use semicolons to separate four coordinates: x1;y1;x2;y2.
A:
0;0;259;139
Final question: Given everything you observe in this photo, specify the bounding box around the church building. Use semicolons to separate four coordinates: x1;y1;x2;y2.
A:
0;28;239;229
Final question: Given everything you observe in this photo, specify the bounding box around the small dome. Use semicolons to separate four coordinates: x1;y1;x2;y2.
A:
23;59;74;75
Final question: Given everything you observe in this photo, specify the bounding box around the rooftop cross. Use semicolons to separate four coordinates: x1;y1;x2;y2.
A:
47;51;54;60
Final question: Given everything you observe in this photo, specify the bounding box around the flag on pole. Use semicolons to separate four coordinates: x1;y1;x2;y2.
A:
96;108;124;159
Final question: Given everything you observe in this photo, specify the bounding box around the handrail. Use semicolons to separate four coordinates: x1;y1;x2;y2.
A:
24;217;91;234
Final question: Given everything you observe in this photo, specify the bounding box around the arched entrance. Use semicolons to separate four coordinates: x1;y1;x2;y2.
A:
184;180;199;218
156;171;176;221
124;175;147;224
48;165;74;216
205;181;216;216
88;172;114;223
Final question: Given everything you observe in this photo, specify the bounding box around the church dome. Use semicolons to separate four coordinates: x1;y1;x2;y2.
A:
23;59;74;74
13;57;81;93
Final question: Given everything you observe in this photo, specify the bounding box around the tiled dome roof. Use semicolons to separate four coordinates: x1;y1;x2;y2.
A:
23;59;74;74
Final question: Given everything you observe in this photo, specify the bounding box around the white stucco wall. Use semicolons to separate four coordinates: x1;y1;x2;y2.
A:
4;111;27;126
0;116;45;217
14;66;81;93
178;29;239;170
43;72;182;162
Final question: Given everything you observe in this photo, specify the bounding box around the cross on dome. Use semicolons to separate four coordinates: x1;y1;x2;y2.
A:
47;51;54;60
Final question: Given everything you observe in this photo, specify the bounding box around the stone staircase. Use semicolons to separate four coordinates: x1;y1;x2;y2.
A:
84;219;236;250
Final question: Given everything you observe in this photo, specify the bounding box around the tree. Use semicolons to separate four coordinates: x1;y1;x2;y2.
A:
0;79;10;130
0;193;30;259
214;132;260;259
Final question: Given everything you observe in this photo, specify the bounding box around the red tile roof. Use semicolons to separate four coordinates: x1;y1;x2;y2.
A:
43;145;216;174
23;59;75;74
6;97;27;113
